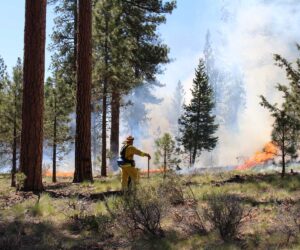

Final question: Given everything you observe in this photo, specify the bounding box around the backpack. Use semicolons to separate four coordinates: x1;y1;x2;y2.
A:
117;144;135;167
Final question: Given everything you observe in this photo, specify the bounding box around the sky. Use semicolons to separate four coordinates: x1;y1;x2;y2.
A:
0;0;216;79
1;0;300;169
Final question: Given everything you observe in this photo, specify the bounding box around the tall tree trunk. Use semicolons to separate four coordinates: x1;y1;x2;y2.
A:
74;0;93;183
101;88;107;177
110;91;120;171
20;0;46;192
11;113;17;187
52;109;57;183
101;13;109;177
73;0;78;76
92;104;98;169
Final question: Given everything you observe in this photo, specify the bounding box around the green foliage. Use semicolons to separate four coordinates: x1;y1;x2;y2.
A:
154;133;180;174
93;0;176;93
260;44;300;176
178;59;218;166
0;58;22;165
44;75;73;163
106;185;166;238
48;0;77;89
93;0;137;96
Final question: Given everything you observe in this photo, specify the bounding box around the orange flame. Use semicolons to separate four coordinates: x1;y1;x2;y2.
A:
44;169;164;178
44;170;73;178
140;168;164;175
236;142;278;170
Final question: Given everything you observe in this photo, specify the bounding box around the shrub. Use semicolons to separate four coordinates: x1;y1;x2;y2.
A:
65;198;113;239
272;204;300;245
203;193;247;242
175;204;208;236
158;174;185;206
106;186;166;238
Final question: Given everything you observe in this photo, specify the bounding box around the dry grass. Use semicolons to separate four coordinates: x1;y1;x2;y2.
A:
0;170;299;249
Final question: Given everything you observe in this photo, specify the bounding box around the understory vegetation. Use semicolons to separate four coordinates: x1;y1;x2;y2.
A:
0;171;299;250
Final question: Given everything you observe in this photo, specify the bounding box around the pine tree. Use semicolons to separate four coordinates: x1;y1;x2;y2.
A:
0;56;7;89
48;0;78;89
20;0;47;192
74;0;93;183
0;57;22;187
93;0;133;175
274;45;300;128
260;44;300;177
93;0;175;172
44;75;73;183
178;59;218;166
0;56;9;167
8;59;23;187
260;98;300;178
154;133;180;178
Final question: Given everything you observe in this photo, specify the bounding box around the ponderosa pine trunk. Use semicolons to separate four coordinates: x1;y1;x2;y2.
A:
73;0;78;75
11;89;18;187
101;13;109;177
19;0;46;192
74;0;93;183
11;119;17;187
110;91;120;171
101;90;107;177
52;110;57;183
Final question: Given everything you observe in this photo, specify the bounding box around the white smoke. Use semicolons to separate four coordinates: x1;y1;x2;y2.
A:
142;0;300;168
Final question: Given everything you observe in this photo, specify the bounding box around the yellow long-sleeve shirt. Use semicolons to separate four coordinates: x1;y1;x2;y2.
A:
124;145;147;161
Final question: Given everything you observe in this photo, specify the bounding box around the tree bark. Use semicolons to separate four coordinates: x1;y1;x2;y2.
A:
101;13;109;177
11;88;18;187
110;91;120;171
73;0;78;75
92;104;98;169
52;104;57;183
11;118;17;187
101;88;107;177
20;0;46;192
74;0;93;183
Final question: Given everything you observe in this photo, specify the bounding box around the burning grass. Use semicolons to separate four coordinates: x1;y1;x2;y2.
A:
0;170;299;249
236;142;278;170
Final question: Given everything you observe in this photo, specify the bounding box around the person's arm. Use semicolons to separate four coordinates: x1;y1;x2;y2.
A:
130;146;151;159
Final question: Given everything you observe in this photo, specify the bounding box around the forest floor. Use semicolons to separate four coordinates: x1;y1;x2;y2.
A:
0;170;299;250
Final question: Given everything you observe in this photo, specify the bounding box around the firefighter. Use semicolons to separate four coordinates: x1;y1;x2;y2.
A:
119;136;151;190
